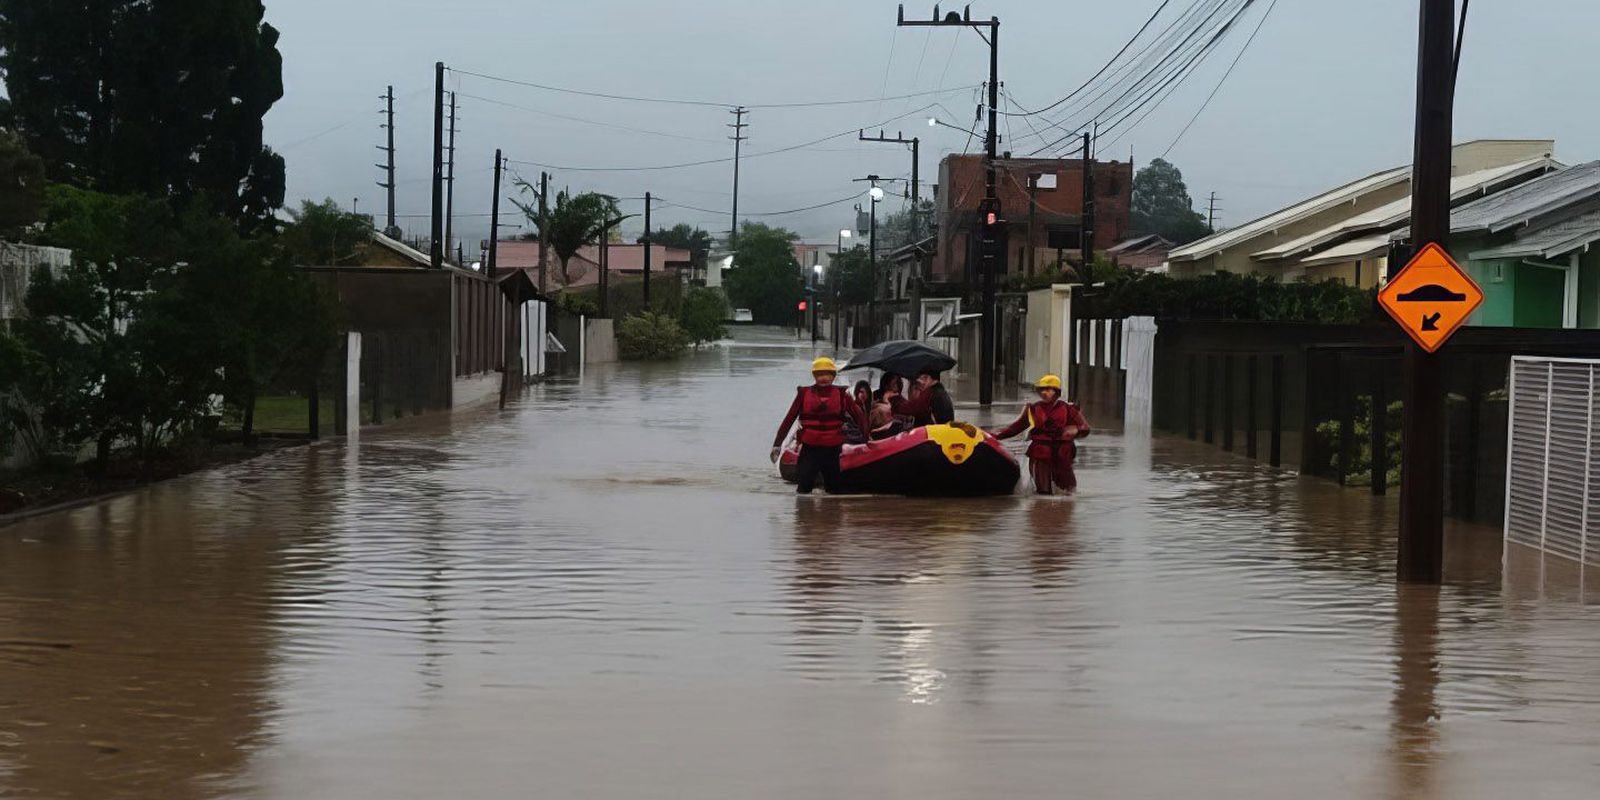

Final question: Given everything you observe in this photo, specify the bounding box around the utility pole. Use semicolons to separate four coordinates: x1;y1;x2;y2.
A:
898;4;1001;404
1396;0;1457;584
444;91;459;263
488;149;503;278
1081;130;1095;278
537;171;550;294
377;85;397;236
728;107;748;245
1207;191;1220;233
430;62;445;269
1027;174;1038;275
854;175;884;342
858;129;922;338
642;191;653;306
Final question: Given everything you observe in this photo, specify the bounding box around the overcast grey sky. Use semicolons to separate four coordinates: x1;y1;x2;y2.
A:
263;0;1600;247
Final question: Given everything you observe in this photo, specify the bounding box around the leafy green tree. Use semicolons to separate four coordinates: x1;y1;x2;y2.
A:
678;286;727;347
0;129;44;236
641;223;714;272
280;198;373;266
0;1;287;231
825;245;875;306
512;183;619;287
1131;158;1210;245
723;222;802;325
876;199;935;253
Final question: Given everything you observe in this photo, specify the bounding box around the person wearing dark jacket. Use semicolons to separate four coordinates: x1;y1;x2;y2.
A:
993;374;1090;494
772;357;869;494
900;368;955;427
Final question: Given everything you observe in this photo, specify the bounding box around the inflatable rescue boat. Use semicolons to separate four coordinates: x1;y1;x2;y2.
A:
779;422;1021;496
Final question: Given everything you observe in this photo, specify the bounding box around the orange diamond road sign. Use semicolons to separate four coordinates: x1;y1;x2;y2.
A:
1377;242;1484;353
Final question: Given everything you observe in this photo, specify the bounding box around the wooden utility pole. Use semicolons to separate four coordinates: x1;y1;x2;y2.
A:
1396;0;1456;584
430;62;445;269
1207;192;1220;233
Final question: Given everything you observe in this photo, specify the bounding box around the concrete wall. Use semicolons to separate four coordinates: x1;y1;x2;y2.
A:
584;317;617;364
1023;285;1074;388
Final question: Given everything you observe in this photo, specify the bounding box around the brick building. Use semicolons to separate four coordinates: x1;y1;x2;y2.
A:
932;154;1133;284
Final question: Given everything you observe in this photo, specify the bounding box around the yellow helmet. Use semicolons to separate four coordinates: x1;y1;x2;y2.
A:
1036;374;1063;390
811;357;839;373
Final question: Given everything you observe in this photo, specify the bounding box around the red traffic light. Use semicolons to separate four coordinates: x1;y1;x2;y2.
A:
985;211;997;226
797;300;808;311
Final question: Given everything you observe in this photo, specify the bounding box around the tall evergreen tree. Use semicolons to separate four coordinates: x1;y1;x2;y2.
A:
0;0;286;231
1130;158;1211;245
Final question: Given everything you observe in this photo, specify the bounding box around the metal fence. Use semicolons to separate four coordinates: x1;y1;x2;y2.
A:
1505;357;1600;566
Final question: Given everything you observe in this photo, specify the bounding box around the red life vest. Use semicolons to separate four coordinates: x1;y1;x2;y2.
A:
1025;400;1074;444
797;385;849;447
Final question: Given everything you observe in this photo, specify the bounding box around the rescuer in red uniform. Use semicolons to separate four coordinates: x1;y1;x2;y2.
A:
772;357;869;494
993;374;1090;494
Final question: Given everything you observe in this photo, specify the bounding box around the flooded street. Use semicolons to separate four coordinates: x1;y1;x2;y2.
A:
3;327;1599;799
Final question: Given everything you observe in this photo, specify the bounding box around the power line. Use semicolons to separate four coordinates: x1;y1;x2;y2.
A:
658;190;868;218
457;92;724;143
506;103;942;173
999;0;1176;119
1161;0;1280;157
451;65;977;111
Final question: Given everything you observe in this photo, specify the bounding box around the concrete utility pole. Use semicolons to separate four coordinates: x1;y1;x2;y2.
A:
444;91;459;263
898;4;1001;404
1396;0;1457;584
643;191;653;306
488;149;503;278
537;171;550;294
377;85;397;236
1027;174;1038;275
1081;131;1094;277
728;107;748;244
858;129;922;337
1207;192;1220;233
430;62;445;269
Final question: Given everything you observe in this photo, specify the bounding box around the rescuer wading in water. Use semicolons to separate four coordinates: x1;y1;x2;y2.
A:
993;374;1090;494
771;357;869;494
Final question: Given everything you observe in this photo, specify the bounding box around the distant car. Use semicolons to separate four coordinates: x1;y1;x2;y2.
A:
732;308;754;323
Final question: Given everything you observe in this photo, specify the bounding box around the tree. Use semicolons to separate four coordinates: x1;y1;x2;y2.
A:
825;246;875;306
876;199;935;254
0;129;44;236
1130;158;1210;245
616;311;688;361
642;223;713;272
0;1;286;231
678;286;727;347
512;182;618;286
280;199;373;266
722;222;802;325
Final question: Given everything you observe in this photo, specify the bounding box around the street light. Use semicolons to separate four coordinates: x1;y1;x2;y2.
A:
927;116;983;138
869;186;886;202
835;229;852;352
811;263;824;345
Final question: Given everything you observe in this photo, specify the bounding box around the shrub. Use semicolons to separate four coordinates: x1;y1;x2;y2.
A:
678;287;727;347
617;311;688;360
558;291;600;317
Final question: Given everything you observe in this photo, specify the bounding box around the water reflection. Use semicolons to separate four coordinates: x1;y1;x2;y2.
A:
2;328;1600;799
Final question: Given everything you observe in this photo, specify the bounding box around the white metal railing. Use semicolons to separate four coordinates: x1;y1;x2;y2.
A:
1504;356;1599;566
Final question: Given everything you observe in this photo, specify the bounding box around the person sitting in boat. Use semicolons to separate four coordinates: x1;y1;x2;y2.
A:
844;380;874;443
771;358;869;494
869;381;906;440
877;373;910;420
992;374;1090;495
901;368;955;427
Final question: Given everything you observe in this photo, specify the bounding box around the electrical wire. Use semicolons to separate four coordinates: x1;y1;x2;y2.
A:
451;65;976;111
658;191;868;218
999;0;1175;118
457;92;724;144
1160;0;1279;157
506;103;942;173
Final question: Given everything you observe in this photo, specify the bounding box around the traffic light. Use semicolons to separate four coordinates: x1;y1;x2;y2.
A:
976;198;1005;263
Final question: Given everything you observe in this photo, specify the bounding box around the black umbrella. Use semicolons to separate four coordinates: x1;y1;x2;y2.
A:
842;340;957;377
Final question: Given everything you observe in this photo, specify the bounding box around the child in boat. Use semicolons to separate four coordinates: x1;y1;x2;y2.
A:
869;382;906;440
992;374;1090;494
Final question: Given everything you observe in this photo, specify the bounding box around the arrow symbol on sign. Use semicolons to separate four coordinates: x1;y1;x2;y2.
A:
1421;312;1441;331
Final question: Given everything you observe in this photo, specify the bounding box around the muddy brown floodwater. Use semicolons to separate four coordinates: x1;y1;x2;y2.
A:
3;327;1600;799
